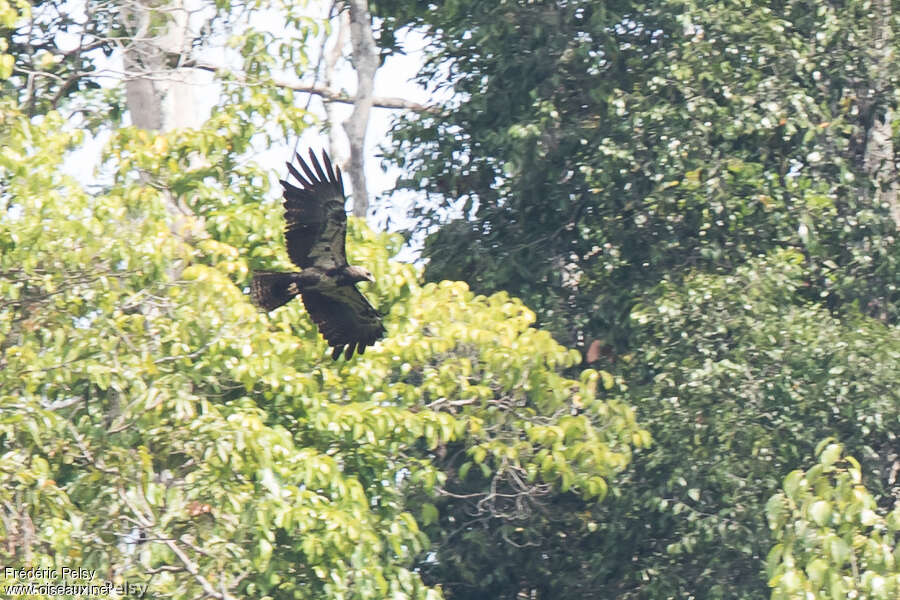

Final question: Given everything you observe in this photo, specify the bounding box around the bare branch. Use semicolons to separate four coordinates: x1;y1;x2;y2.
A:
191;61;440;114
295;80;440;114
164;538;239;600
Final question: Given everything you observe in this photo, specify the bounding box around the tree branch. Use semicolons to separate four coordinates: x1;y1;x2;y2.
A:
282;80;442;114
164;538;239;600
191;62;440;114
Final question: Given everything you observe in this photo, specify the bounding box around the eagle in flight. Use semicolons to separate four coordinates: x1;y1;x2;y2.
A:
251;149;385;360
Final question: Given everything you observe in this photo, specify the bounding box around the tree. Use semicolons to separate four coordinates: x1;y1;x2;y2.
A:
0;0;115;115
0;0;431;216
0;6;646;597
0;0;25;80
376;0;900;352
370;3;900;594
590;250;899;598
766;441;900;599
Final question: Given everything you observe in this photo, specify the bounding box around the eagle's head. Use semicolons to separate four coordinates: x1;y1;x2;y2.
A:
344;265;375;284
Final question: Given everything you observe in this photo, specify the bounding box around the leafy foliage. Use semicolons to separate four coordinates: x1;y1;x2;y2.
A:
0;0;128;117
377;0;900;351
0;57;644;600
400;287;645;598
591;251;900;598
767;441;900;599
4;1;898;598
372;2;900;595
0;0;26;79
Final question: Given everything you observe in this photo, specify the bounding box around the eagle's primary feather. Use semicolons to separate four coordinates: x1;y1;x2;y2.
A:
250;149;385;360
281;150;346;270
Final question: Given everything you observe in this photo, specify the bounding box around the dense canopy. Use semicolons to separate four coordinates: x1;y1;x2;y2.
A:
1;0;898;599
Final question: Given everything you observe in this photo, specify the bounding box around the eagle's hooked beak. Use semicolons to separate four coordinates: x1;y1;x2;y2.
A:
348;265;375;283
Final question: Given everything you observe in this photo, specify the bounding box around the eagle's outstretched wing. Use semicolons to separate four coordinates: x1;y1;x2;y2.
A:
301;287;385;360
280;149;347;270
252;148;385;360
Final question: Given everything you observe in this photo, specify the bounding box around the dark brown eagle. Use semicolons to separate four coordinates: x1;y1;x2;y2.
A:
251;149;385;360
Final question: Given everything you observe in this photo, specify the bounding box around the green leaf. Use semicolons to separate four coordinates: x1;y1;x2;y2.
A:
783;471;805;500
809;500;832;527
819;443;842;467
420;503;439;526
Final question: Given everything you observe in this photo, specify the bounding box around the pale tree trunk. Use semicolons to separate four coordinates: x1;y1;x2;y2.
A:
324;7;350;171
863;0;900;229
119;0;209;240
121;0;165;131
343;0;378;218
864;110;899;228
121;0;208;131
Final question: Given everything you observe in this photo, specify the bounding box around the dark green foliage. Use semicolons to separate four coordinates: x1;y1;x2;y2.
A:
599;251;899;598
378;0;900;351
374;3;900;596
401;250;900;599
1;0;118;116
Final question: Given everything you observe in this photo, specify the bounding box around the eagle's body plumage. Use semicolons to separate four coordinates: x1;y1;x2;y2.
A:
251;150;385;360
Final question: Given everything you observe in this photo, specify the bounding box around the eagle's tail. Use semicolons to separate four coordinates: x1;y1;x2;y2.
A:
251;271;301;311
